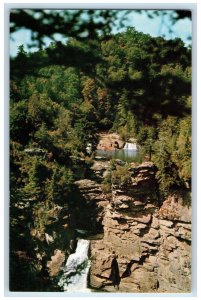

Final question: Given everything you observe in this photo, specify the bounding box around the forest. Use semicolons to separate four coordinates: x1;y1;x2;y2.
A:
10;16;191;291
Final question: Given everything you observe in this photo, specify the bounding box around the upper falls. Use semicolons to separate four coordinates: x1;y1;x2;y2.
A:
123;142;137;150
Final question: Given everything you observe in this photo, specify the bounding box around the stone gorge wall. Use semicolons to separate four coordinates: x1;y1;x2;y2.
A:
44;158;191;292
89;162;191;293
97;133;125;150
157;192;191;292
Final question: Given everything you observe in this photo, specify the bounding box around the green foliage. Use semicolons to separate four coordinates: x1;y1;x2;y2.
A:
102;171;112;193
147;115;191;193
154;147;180;193
82;78;97;105
112;91;139;140
10;100;33;144
174;116;191;182
48;164;74;204
111;164;132;187
102;28;191;122
102;159;129;192
28;93;59;128
37;66;82;109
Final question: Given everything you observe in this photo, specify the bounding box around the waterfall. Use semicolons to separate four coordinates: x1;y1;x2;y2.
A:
59;239;91;292
124;142;137;150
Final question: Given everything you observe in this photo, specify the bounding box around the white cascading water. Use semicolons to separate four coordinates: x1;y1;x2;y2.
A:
59;239;91;292
124;142;137;150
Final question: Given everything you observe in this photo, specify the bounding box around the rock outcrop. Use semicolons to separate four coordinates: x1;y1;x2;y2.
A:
89;162;191;293
90;157;110;181
73;178;110;232
47;250;66;277
97;133;125;150
157;192;191;292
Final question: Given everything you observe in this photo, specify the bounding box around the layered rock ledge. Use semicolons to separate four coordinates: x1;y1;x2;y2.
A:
89;162;191;293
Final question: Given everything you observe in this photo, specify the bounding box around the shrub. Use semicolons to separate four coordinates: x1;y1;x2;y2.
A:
112;164;131;186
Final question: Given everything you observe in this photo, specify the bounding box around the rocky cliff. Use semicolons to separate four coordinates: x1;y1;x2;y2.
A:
89;161;192;293
42;157;191;293
97;132;125;150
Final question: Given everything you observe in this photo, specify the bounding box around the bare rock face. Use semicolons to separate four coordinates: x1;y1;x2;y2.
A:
157;192;191;292
73;178;110;232
158;192;191;223
97;133;125;150
47;250;65;277
89;163;191;293
90;159;110;180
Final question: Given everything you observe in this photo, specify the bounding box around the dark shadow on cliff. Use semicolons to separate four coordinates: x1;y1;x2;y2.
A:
69;184;104;234
121;260;135;278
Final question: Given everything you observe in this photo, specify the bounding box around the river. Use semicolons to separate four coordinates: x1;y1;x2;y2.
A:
95;149;141;163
